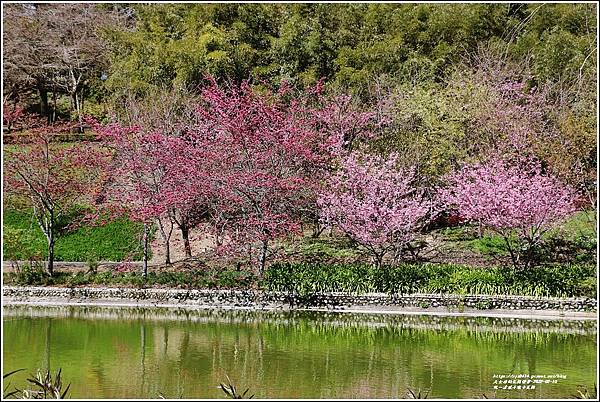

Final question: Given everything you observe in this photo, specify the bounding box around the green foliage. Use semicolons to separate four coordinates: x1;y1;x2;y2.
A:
469;235;511;257
293;236;361;262
556;210;597;240
103;3;596;95
8;262;593;298
3;209;150;262
10;263;50;286
456;212;596;266
263;262;596;298
574;384;598;399
2;227;45;263
4;267;258;290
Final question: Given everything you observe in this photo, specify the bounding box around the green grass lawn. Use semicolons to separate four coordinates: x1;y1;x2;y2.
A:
3;209;150;261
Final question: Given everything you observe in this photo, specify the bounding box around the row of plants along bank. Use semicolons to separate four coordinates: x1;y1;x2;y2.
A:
4;262;595;299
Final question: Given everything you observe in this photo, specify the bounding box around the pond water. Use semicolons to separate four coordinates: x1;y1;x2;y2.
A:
2;305;597;399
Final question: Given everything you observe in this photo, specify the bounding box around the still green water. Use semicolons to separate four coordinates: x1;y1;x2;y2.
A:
2;305;597;399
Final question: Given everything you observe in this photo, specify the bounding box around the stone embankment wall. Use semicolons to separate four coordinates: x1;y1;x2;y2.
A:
3;286;597;312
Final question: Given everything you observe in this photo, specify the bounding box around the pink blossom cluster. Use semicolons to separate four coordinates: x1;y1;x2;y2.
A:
318;152;435;265
441;156;577;242
2;102;24;128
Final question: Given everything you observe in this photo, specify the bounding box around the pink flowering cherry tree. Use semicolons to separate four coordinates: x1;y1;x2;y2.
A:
94;117;209;274
318;152;436;268
4;124;110;276
2;101;24;133
186;78;335;274
442;156;578;269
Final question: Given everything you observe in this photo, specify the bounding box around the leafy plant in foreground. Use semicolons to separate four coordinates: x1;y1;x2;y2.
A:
406;387;430;399
219;374;254;399
574;384;597;399
3;369;24;399
3;368;71;399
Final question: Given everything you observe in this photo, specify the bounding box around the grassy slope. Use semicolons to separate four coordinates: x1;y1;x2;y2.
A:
435;211;597;262
3;209;150;261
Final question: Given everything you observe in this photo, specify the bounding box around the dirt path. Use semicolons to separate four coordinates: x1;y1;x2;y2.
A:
150;227;217;264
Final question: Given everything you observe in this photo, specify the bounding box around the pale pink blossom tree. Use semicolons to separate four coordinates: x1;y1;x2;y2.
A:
441;156;578;269
318;152;436;267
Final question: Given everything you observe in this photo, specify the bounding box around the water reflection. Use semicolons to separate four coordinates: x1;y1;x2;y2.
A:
3;305;596;399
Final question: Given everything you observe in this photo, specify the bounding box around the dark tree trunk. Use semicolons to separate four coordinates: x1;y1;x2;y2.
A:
181;226;192;258
39;87;49;122
258;239;268;275
52;89;58;124
143;223;149;279
312;222;326;238
372;252;384;269
164;240;171;265
157;218;172;265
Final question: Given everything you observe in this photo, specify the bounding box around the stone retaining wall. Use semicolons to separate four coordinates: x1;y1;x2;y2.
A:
3;286;597;312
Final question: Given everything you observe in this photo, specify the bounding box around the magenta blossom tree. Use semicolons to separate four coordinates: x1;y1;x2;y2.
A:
93;120;201;273
318;152;436;267
93;77;383;274
186;78;336;274
441;156;578;269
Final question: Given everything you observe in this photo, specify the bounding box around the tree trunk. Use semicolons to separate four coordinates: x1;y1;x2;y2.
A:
258;239;268;275
372;252;384;269
39;87;49;123
312;222;326;238
74;91;84;133
52;90;57;124
157;217;172;265
164;239;171;265
143;223;149;279
502;235;521;271
46;231;55;277
181;226;192;258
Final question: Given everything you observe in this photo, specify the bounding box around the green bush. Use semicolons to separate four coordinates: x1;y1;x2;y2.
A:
6;263;73;286
11;263;49;285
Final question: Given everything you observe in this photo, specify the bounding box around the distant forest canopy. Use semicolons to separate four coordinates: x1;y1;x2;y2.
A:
3;3;596;107
2;2;597;197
